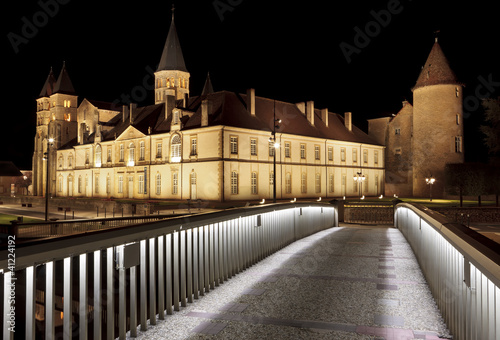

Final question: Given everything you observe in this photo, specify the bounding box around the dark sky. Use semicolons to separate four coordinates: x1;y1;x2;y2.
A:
4;0;500;169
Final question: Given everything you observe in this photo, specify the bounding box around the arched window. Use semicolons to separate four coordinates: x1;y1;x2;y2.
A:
128;143;135;166
170;135;181;162
95;145;102;167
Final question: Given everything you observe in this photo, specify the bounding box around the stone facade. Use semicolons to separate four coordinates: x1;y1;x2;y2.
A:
368;39;464;198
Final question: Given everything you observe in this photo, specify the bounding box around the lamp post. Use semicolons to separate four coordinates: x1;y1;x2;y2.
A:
270;100;281;203
425;177;436;201
353;172;365;201
44;137;54;221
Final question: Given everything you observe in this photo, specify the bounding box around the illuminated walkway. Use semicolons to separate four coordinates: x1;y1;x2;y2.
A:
130;224;450;340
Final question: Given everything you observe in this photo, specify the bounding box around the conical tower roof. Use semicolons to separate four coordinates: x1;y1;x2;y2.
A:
54;62;76;95
413;39;459;90
201;72;214;95
157;7;187;72
39;67;56;98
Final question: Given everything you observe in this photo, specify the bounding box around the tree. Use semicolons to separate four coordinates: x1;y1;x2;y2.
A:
481;97;500;162
445;163;488;206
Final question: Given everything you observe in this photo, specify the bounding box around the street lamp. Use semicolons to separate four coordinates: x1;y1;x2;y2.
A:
44;137;54;221
425;177;436;201
270;100;281;203
353;172;365;201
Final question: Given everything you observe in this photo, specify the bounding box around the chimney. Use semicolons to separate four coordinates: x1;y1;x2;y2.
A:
306;101;314;126
79;122;85;144
129;103;137;124
201;99;210;127
344;112;352;132
295;102;305;115
321;108;329;127
122;105;129;122
246;88;255;116
402;100;409;107
165;95;176;120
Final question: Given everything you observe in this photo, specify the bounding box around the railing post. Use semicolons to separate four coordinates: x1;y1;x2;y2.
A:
46;261;55;340
94;250;102;340
79;254;87;340
149;238;156;325
106;247;114;340
26;266;36;340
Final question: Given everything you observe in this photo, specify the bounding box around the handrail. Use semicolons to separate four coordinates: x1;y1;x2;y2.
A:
395;202;499;340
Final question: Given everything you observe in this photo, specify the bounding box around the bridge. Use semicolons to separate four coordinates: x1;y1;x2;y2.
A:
0;202;498;339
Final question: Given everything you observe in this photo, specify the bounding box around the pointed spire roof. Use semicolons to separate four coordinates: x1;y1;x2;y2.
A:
54;62;76;95
157;5;188;72
413;38;459;90
201;72;214;95
39;67;56;98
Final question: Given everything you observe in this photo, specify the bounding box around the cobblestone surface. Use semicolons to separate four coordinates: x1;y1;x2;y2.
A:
129;224;450;340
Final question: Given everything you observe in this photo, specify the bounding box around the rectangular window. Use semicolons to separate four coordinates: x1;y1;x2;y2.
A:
284;142;290;158
231;171;238;194
328;147;333;161
395;128;401;135
118;176;123;193
301;173;307;193
106;176;111;194
156;143;162;158
315;173;321;193
329;173;334;192
139;142;145;161
156;174;161;195
107;148;112;163
139;175;144;194
119;144;124;162
78;177;82;193
285;173;291;194
455;136;462;153
269;141;275;157
363;149;368;164
58;177;62;192
314;145;320;160
352;149;357;163
374;151;379;165
353;179;358;192
95;175;99;194
191;138;197;156
341;148;346;162
251;172;258;194
250;139;257;156
300;144;306;159
230;136;238;154
172;173;178;194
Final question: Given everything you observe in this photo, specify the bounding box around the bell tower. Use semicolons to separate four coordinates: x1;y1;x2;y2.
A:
32;63;77;196
154;6;190;106
411;38;464;198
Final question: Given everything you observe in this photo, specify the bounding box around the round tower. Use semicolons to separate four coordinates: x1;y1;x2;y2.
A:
412;38;464;198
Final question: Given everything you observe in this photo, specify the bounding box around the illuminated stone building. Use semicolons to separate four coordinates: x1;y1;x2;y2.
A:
33;11;385;202
368;38;464;198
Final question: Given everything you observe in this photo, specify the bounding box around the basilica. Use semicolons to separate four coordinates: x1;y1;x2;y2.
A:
31;11;462;202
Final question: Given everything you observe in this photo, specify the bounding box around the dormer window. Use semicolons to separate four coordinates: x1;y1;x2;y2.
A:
172;110;180;125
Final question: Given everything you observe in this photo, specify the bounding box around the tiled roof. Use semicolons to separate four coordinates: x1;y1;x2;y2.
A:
413;41;460;90
0;161;22;177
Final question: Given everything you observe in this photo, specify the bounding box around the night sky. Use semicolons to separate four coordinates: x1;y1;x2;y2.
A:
4;0;500;169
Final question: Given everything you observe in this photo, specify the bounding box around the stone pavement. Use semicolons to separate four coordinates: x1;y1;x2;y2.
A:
130;224;450;340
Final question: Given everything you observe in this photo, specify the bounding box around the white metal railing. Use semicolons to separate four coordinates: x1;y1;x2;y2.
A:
0;202;337;340
395;203;500;340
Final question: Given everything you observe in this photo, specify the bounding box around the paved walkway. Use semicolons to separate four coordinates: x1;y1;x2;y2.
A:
130;224;450;340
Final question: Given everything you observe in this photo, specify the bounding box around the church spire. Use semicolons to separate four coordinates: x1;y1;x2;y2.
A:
54;62;76;95
201;72;214;95
157;5;187;72
39;67;56;98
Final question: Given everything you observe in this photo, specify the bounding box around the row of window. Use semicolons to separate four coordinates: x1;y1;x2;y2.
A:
232;136;380;164
156;77;188;89
58;171;193;197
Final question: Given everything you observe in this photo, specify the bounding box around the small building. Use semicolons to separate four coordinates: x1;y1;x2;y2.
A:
0;161;23;196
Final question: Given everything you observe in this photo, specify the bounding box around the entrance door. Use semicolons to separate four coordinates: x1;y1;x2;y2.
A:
190;172;197;200
128;176;134;199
